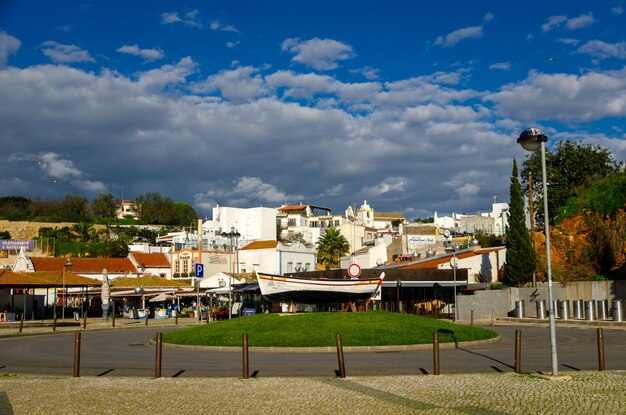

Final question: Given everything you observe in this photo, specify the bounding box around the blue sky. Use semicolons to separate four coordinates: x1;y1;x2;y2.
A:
1;1;625;219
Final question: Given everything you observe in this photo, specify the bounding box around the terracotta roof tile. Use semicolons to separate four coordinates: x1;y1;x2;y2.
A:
31;257;137;273
130;252;170;267
0;269;102;287
240;240;279;250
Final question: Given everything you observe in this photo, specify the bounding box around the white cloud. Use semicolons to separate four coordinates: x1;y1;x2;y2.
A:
117;44;164;61
137;57;198;89
542;13;596;32
435;26;483;47
489;62;511;71
612;6;623;16
281;38;355;71
558;38;580;46
349;66;380;80
161;10;201;27
8;152;106;192
578;40;626;59
192;66;268;102
195;177;304;208
483;12;494;22
0;31;21;68
41;41;95;63
566;13;596;30
542;15;567;32
210;20;239;33
361;177;407;196
485;68;626;121
161;12;182;24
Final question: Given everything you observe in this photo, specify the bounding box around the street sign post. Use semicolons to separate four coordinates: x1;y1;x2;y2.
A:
195;263;204;278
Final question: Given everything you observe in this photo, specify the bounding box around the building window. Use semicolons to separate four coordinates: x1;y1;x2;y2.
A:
175;260;180;273
296;262;302;271
310;221;318;228
183;260;189;274
288;219;296;227
287;262;293;272
334;220;340;226
304;263;310;271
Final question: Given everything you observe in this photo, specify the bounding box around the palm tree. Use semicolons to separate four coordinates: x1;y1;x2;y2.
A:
316;228;350;270
71;222;94;242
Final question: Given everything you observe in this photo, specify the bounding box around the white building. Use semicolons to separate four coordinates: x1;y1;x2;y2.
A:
434;201;509;236
237;240;316;275
203;205;276;242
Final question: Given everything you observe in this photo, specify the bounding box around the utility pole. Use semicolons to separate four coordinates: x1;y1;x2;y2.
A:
528;172;536;288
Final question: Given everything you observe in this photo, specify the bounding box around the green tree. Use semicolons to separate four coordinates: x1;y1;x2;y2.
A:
57;193;90;222
521;140;617;226
504;159;537;286
90;193;119;218
316;228;350;270
0;196;31;220
0;230;10;239
71;222;94;242
135;192;175;224
172;202;198;226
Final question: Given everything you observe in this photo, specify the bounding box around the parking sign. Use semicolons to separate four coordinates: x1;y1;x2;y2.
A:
195;263;204;278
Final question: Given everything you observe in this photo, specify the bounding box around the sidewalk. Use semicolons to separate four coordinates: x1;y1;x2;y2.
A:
0;371;624;414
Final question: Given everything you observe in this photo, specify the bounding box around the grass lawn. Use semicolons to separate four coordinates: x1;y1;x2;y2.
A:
162;311;498;347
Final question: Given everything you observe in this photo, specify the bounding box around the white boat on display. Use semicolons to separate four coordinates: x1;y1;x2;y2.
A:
255;271;385;304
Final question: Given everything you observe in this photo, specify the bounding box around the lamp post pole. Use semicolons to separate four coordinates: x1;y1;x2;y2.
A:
61;259;73;321
518;127;559;376
445;244;460;321
221;227;241;320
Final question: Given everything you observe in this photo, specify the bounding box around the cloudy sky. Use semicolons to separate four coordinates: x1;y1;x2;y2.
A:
1;1;625;220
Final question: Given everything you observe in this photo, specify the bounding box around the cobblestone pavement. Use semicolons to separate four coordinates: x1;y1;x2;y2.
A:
0;371;624;414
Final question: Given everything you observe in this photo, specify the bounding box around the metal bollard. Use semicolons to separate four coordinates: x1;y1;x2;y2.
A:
612;300;624;322
559;300;570;320
242;333;249;380
598;300;609;320
597;328;605;371
53;315;57;332
73;332;81;377
585;300;596;321
514;329;522;374
536;300;546;319
82;313;87;329
145;314;149;325
19;313;24;334
433;332;440;375
154;332;162;378
112;310;116;328
175;313;179;325
470;309;474;325
335;333;346;378
573;300;583;319
552;300;559;319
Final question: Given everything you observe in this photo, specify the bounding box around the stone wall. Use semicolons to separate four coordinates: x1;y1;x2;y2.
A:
457;281;626;320
0;220;106;266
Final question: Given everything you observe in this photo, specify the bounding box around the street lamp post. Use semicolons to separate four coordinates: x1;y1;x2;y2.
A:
445;243;460;320
61;259;73;321
221;227;241;320
518;127;559;376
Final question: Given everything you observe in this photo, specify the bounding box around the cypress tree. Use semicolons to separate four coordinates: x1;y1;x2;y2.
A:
504;159;537;286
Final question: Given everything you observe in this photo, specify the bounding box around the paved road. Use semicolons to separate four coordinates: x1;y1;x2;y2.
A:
0;324;624;377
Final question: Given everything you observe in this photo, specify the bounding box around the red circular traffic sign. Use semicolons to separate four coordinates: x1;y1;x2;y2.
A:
347;263;361;278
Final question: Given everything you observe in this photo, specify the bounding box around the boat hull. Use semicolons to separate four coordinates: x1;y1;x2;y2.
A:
256;272;384;304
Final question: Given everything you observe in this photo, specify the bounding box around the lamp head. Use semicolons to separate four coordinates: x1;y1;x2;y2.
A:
517;128;548;152
64;259;73;267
